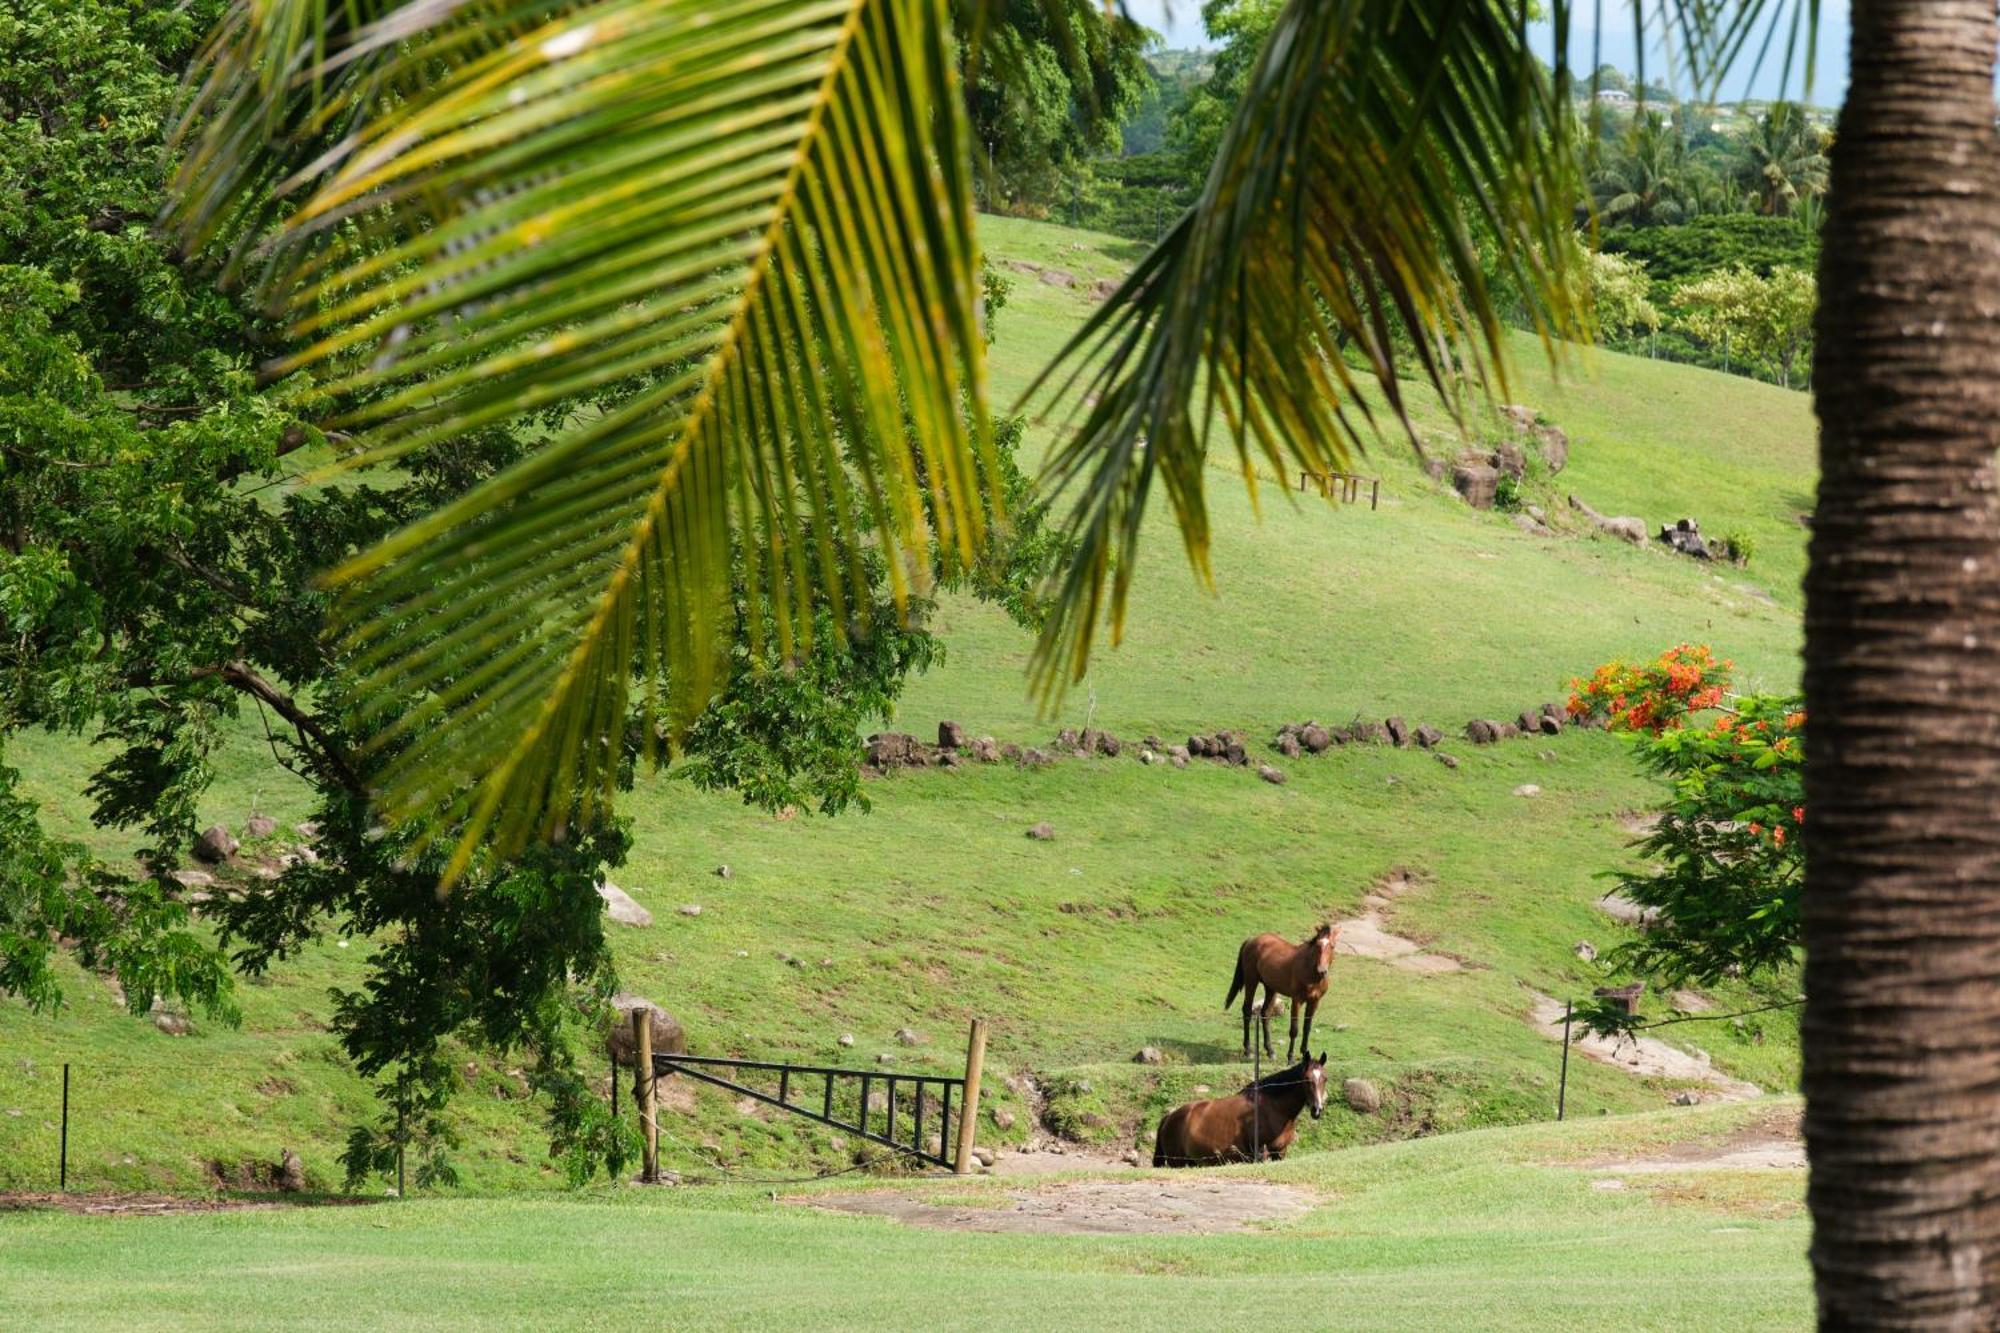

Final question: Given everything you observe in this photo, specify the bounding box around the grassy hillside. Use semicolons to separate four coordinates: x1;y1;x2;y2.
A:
0;214;1815;1196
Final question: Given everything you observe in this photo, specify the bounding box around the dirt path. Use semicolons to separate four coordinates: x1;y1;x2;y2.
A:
803;1177;1315;1235
1528;992;1762;1101
1335;869;1464;974
1582;1108;1804;1174
0;1192;377;1216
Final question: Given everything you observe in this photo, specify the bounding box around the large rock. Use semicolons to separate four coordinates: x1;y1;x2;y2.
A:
937;720;966;750
1026;822;1055;841
1096;732;1123;758
1133;1046;1165;1065
606;995;686;1068
245;814;278;840
1569;494;1645;544
1494;441;1527;480
969;736;1001;763
193;825;238;864
1257;764;1287;786
1343;1077;1381;1114
1384;716;1410;748
1276;733;1302;758
1658;517;1714;560
1413;725;1444;750
277;1149;305;1193
1465;720;1504;745
597;880;653;928
1535;425;1569;474
1453;462;1500;510
865;732;918;767
1299;724;1333;754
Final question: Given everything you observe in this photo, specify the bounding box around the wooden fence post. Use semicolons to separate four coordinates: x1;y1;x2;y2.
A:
634;1010;659;1183
953;1018;987;1175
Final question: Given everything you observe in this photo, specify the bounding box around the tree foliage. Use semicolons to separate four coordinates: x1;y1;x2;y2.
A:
1670;264;1816;387
1567;646;1804;1028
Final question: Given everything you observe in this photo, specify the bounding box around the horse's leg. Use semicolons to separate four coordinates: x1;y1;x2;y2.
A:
1286;997;1300;1062
1240;982;1254;1058
1261;994;1276;1057
1301;996;1320;1059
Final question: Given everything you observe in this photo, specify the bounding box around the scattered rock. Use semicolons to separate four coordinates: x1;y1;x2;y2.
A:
1465;720;1503;745
876;1053;894;1065
1599;893;1661;928
938;720;966;750
605;995;686;1067
1494;441;1527;480
1022;747;1051;767
1300;724;1332;754
714;864;731;879
294;821;321;842
152;1009;190;1037
970;1145;997;1167
896;1027;921;1046
245;814;278;840
1342;1077;1381;1114
1384;716;1410;747
1569;494;1646;544
1096;732;1123;758
865;732;920;767
990;1106;1016;1130
1257;765;1287;786
838;1033;856;1048
1453;461;1500;510
1575;940;1598;962
1435;753;1459;769
277;1149;305;1192
1276;734;1302;758
170;869;215;889
1133;1046;1165;1065
1659;517;1715;560
1513;784;1542;798
1413;725;1443;750
1517;709;1543;734
1027;822;1055;841
678;904;703;917
1671;1090;1702;1107
193;825;238;864
596;880;653;928
1090;277;1119;301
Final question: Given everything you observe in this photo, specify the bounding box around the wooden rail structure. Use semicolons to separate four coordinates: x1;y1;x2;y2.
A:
645;1018;987;1174
1298;470;1381;509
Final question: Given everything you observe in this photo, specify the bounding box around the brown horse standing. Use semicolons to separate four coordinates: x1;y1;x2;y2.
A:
1153;1053;1329;1167
1225;924;1337;1060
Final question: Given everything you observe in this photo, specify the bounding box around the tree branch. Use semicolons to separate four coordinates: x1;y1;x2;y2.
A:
194;660;366;796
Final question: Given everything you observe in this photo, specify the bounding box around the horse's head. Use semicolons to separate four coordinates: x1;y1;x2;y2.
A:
1307;1051;1329;1119
1310;924;1337;977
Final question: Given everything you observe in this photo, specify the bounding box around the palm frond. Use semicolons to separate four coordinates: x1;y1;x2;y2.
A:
1023;0;1589;703
171;0;992;884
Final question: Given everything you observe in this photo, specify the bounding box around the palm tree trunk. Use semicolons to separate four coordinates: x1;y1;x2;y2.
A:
1805;1;2000;1323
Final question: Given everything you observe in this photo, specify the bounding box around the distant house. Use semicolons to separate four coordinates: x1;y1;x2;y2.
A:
1593;88;1634;106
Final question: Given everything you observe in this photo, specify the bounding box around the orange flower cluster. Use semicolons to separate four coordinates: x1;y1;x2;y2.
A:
1567;644;1734;735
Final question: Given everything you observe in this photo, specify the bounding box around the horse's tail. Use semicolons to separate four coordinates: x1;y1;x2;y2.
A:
1224;947;1248;1010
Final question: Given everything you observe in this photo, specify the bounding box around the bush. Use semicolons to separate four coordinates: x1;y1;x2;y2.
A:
1493;474;1524;512
1722;530;1757;565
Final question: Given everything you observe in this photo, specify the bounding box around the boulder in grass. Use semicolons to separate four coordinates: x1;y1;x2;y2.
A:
606;995;686;1067
1517;710;1542;735
193;825;238;864
1384;716;1410;748
1134;1046;1166;1065
1096;732;1122;758
596;880;653;928
1538;713;1563;736
1436;752;1460;770
1452;462;1499;510
1300;724;1333;753
245;814;278;839
1343;1077;1381;1114
1413;725;1443;750
937;720;966;750
1276;734;1302;758
278;1149;305;1193
1027;822;1055;841
1465;720;1502;745
970;736;1001;762
1257;764;1287;785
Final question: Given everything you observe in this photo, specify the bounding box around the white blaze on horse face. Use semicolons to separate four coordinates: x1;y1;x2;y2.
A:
1309;1064;1327;1115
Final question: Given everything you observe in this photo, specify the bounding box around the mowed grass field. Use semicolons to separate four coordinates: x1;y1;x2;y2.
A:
3;1103;1809;1331
3;214;1816;1326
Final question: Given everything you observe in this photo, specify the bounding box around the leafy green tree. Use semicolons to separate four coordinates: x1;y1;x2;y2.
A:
1590;112;1699;225
1;0;1062;1189
1584;250;1661;343
1669;263;1816;387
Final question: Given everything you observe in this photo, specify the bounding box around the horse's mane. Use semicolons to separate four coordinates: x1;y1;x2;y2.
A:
1238;1058;1316;1095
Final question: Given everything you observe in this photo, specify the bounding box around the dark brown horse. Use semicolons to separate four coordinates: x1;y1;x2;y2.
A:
1225;924;1337;1060
1153;1053;1329;1167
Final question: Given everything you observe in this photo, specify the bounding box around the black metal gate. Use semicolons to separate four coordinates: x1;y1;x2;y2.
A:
653;1053;967;1171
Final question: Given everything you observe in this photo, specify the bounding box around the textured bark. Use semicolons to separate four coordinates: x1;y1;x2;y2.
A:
1804;2;2000;1325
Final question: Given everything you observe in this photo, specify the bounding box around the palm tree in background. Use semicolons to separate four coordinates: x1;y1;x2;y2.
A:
1739;100;1830;215
1591;111;1696;225
171;0;2000;1318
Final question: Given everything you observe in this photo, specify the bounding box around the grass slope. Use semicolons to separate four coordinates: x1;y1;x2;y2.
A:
2;1102;1810;1331
1;214;1814;1198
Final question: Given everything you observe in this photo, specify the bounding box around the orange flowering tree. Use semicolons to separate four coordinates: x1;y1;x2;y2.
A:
1570;646;1804;996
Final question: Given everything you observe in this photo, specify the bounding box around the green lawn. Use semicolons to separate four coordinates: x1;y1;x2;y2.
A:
2;1103;1809;1331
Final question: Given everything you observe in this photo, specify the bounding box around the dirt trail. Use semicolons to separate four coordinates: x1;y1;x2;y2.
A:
804;1177;1315;1235
1335;869;1464;974
1583;1108;1804;1174
1528;992;1762;1101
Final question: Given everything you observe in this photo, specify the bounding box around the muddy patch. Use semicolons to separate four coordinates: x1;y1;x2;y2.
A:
1336;868;1464;973
803;1177;1315;1235
1527;992;1762;1101
1584;1108;1804;1174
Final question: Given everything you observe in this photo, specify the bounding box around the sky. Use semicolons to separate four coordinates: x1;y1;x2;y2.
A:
1121;0;1852;105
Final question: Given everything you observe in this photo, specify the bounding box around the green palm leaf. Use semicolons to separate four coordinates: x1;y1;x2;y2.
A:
171;0;993;883
1023;0;1590;702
